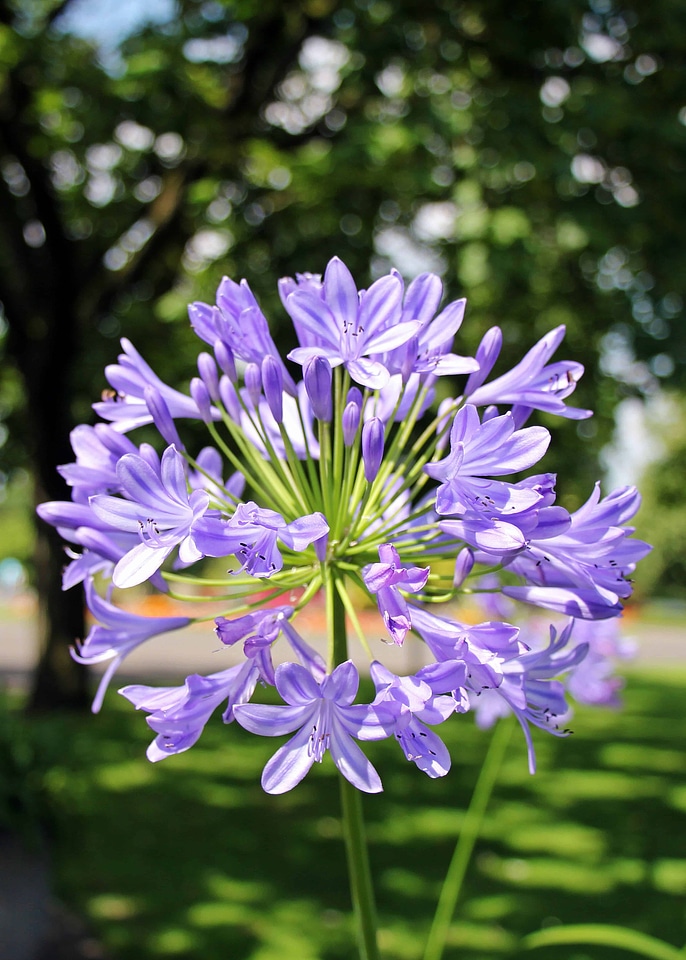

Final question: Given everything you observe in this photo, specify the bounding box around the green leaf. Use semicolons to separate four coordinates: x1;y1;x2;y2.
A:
521;923;686;960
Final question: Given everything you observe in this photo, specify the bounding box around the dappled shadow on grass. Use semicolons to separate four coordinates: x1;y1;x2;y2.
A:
23;670;686;960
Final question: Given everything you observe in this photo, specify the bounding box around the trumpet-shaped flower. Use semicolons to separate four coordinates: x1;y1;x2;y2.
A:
74;578;191;712
234;661;394;794
502;484;651;618
90;445;210;588
194;502;329;577
362;544;429;644
120;659;261;761
285;256;420;389
465;325;592;423
93;338;210;433
370;661;468;777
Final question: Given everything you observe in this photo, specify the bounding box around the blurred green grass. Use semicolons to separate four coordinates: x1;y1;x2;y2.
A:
8;669;686;960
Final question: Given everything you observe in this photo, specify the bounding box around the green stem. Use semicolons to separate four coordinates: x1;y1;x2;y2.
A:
340;778;381;960
329;579;380;960
423;717;514;960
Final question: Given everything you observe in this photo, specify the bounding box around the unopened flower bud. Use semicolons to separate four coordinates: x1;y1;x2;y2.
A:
214;340;237;382
262;355;283;424
362;417;384;482
190;377;212;423
342;400;361;447
313;532;328;563
453;547;475;588
402;336;419;382
144;385;183;449
304;356;332;422
347;386;363;407
197;352;219;400
244;362;262;406
219;375;241;420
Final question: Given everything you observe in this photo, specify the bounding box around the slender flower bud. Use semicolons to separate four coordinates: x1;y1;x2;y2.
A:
219;375;241;420
244;362;262;406
262;355;283;424
214;339;237;382
453;547;475;588
144;385;183;449
342;399;361;447
198;352;219;400
362;417;384;481
304;356;332;422
347;386;363;407
402;335;419;382
190;377;212;424
313;532;328;563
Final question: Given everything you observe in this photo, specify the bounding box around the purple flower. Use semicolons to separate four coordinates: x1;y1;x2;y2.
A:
342;393;361;446
36;499;159;590
215;605;326;685
303;355;333;422
75;579;191;713
564;618;635;708
120;659;261;761
262;355;284;424
57;424;138;501
90;445;210;588
469;622;588;773
234;660;393;794
424;404;552;555
285;256;420;389
362;544;429;644
361;417;385;482
370;661;468;777
425;405;551;516
440;477;570;558
189;276;297;395
465;325;592;424
92;338;209;433
409;604;525;692
502;484;651;619
194;502;329;577
382;271;480;379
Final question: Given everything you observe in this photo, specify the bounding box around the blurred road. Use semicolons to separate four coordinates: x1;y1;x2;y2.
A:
1;592;685;691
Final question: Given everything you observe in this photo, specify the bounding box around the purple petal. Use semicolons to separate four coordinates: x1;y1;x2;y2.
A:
280;513;330;552
113;542;173;588
261;723;318;794
329;717;383;793
324;256;358;328
233;702;313;737
321;660;359;705
358;273;403;340
275;661;322;705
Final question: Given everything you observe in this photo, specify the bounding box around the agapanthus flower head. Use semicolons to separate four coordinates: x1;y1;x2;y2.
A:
39;255;650;794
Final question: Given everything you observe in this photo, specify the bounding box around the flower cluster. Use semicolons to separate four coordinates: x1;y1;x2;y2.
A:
39;256;650;793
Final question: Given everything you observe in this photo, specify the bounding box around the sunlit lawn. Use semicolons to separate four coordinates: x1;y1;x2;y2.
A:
17;669;686;960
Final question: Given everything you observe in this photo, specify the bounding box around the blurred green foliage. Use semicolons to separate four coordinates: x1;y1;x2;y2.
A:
633;393;686;601
0;688;62;843
16;670;686;959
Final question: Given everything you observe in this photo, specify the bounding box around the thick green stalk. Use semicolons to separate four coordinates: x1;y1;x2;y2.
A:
423;717;514;960
329;578;380;960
